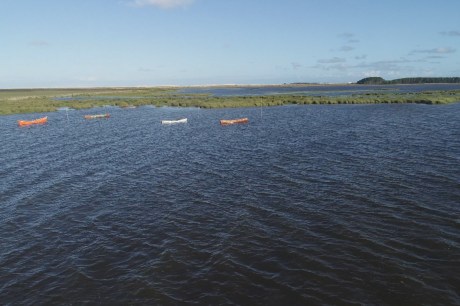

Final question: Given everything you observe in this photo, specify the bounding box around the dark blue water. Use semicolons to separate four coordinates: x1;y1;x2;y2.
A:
1;103;459;305
178;83;460;97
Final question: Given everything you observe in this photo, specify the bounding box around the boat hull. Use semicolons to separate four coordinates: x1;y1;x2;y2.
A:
84;114;110;119
18;116;48;126
220;117;249;125
161;118;188;124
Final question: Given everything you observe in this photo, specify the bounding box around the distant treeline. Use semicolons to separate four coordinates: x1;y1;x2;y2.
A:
357;77;460;85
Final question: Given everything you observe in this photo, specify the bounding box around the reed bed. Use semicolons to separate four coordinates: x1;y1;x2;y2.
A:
1;87;459;115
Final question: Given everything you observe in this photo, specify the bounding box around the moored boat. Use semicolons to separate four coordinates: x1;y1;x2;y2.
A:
84;113;110;119
17;116;48;127
220;117;249;125
161;118;188;124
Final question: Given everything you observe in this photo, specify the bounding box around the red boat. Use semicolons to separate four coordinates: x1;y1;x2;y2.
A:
220;117;249;126
18;116;48;127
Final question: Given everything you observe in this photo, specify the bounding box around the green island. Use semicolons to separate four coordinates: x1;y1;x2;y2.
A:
1;84;460;115
357;77;460;84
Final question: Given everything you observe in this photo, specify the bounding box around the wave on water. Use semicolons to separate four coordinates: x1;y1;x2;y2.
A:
1;103;459;305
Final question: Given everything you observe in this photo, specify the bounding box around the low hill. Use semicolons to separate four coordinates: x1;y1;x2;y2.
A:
357;77;460;85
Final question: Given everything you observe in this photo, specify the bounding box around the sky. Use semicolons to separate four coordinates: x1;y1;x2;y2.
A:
1;0;460;88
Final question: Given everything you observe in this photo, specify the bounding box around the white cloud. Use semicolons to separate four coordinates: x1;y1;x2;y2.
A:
130;0;194;9
339;45;354;52
337;33;359;44
353;59;418;72
325;63;348;71
410;47;456;55
314;57;348;72
318;57;346;64
355;55;367;60
440;30;460;37
425;55;445;59
335;33;359;52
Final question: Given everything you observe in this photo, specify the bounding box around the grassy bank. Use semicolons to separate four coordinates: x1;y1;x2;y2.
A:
1;87;460;115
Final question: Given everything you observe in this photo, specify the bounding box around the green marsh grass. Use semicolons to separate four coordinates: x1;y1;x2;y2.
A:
1;87;460;115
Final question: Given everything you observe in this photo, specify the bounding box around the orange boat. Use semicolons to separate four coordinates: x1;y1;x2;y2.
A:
17;116;48;127
220;117;249;126
84;113;110;119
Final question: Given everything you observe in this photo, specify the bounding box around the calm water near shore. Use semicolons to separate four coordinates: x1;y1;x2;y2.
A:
178;83;460;96
1;103;459;305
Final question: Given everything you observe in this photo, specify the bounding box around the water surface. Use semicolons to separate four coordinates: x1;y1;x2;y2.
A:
1;103;459;305
178;83;460;96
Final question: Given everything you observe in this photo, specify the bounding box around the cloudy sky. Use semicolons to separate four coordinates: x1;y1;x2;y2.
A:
1;0;459;88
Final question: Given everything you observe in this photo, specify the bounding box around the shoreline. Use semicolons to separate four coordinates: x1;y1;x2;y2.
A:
6;82;460;91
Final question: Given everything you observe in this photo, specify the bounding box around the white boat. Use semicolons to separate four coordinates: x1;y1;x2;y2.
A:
161;118;188;124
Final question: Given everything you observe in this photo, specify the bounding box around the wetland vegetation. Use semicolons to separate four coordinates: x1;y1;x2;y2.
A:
1;86;460;115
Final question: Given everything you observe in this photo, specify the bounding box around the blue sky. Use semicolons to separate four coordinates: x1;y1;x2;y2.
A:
1;0;460;88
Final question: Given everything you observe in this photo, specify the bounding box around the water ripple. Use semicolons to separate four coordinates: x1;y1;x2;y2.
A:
1;104;459;305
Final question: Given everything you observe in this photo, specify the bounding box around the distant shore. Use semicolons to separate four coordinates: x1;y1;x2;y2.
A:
1;85;460;115
357;77;460;85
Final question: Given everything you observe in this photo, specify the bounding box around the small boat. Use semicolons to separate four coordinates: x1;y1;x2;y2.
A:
220;117;249;126
161;118;188;124
17;116;48;127
84;113;110;119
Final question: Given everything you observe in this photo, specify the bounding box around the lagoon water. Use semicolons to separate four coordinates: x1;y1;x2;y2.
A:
1;103;459;305
178;83;460;97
